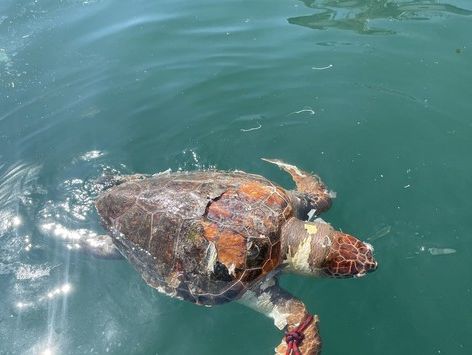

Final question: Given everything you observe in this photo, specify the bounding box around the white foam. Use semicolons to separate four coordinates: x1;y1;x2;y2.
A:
15;264;53;281
79;150;105;161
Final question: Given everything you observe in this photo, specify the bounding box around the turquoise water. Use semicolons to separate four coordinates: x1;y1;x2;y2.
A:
1;0;471;354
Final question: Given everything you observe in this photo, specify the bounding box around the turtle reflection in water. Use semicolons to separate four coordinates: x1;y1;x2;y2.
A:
94;159;378;354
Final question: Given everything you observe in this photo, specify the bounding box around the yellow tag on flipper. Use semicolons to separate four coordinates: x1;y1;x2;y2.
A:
304;223;317;235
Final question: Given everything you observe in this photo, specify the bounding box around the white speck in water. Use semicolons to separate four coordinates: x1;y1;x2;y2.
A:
191;150;199;163
404;184;411;188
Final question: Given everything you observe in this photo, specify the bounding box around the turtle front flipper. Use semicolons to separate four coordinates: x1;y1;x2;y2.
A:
262;158;333;218
239;278;321;355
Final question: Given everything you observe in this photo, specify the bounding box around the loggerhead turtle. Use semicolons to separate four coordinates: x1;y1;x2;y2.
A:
94;159;378;355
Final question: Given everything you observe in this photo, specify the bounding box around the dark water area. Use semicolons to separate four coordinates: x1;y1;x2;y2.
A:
1;0;471;354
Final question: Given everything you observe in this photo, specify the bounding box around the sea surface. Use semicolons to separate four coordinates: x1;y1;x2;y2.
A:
1;0;471;354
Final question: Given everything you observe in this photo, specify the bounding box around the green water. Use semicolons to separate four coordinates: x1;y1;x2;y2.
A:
1;0;471;354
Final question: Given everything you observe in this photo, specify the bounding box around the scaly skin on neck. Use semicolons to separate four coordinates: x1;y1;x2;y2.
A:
281;217;377;278
281;218;332;276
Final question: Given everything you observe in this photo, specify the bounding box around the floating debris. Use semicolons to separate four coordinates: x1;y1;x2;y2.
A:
428;247;456;256
240;123;262;132
312;64;333;70
288;108;315;116
367;225;391;241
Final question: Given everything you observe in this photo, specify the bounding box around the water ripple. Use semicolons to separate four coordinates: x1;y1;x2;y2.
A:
290;0;472;33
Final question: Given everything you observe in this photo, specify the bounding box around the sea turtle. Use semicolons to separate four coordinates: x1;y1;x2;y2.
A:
94;159;378;355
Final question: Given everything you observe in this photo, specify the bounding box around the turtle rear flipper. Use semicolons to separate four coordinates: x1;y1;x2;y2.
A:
262;158;333;217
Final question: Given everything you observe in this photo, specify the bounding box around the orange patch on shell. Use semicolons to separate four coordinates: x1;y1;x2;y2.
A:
216;230;246;269
238;181;271;201
202;221;219;242
206;200;232;220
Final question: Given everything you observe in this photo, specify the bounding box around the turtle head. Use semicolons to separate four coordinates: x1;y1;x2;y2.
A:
318;230;378;278
283;219;378;278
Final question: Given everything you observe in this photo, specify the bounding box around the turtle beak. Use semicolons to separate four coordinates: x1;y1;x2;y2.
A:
362;242;378;275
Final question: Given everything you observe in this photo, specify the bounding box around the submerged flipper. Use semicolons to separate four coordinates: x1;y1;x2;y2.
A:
239;278;321;355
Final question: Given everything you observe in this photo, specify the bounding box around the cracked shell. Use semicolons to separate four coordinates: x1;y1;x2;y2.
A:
95;170;293;305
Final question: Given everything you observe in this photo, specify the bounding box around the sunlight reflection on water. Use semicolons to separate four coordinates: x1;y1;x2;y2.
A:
0;152;118;353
